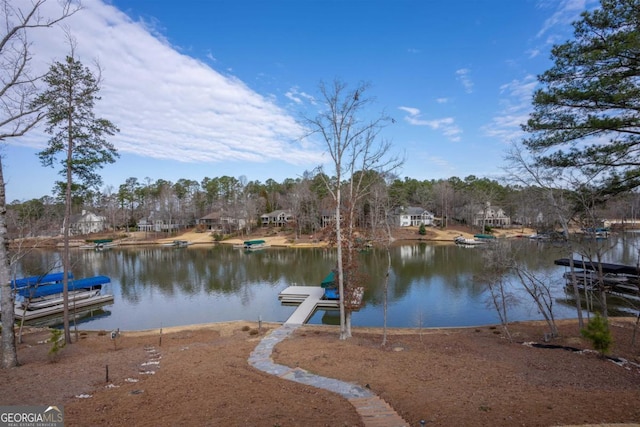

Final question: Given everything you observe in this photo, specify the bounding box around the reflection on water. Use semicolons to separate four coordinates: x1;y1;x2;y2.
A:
11;235;640;330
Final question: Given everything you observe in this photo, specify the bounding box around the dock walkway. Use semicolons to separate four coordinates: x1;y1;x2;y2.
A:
279;285;364;325
279;286;338;324
249;324;409;426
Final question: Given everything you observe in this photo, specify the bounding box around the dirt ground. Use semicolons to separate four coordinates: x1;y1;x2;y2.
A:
1;319;639;426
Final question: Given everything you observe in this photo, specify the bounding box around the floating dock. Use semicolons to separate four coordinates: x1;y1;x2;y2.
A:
14;294;114;321
278;286;363;325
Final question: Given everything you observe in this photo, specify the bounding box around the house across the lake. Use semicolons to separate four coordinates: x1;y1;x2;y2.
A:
473;203;511;227
68;210;107;235
198;210;247;232
261;210;294;227
396;207;435;227
137;217;183;233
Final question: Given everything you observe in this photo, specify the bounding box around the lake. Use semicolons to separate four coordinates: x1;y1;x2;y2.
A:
12;235;640;330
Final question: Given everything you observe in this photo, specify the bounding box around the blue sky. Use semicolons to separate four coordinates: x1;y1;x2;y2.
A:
5;0;597;201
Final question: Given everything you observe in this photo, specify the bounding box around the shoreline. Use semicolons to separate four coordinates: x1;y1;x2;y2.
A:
12;225;538;249
62;316;633;335
87;225;536;249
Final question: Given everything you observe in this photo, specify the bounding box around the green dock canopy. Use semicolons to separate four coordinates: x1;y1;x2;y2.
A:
244;239;266;246
321;271;336;288
92;239;113;244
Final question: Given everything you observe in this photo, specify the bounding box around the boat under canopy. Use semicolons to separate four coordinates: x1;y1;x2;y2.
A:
321;271;339;300
17;275;111;299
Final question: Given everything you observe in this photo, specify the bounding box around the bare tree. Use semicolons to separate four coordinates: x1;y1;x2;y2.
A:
480;241;517;341
512;262;560;339
433;180;453;228
0;0;78;368
505;143;586;329
303;79;401;339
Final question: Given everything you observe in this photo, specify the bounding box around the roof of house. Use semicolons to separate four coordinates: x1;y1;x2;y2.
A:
397;206;433;215
69;211;105;223
261;209;292;217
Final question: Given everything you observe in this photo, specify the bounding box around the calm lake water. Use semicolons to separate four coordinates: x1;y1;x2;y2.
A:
12;234;640;330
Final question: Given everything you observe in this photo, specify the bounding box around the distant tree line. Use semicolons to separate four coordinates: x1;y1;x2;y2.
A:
8;171;640;239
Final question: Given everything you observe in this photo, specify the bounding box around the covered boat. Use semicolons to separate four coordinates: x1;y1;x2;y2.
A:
17;275;110;300
14;275;114;321
321;271;339;300
243;239;267;250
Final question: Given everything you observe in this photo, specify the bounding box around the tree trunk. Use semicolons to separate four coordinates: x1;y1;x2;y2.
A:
568;257;584;329
336;188;346;340
63;93;73;345
0;160;18;368
382;246;390;347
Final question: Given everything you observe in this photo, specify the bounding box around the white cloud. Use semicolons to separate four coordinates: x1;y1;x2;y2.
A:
20;0;322;167
536;0;589;39
484;75;538;142
398;106;462;142
455;68;473;93
398;106;420;116
285;87;316;105
436;98;449;104
526;48;541;59
427;155;454;170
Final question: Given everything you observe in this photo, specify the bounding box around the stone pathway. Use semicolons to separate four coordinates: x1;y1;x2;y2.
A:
248;324;409;427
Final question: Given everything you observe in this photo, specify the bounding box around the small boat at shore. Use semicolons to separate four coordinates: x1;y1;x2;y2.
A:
454;236;487;246
79;239;117;250
162;240;191;248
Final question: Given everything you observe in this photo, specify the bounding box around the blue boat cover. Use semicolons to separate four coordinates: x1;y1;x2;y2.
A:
11;272;73;289
323;288;339;300
18;275;110;299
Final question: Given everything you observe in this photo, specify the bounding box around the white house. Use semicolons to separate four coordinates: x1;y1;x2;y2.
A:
137;218;181;232
397;207;435;227
473;203;511;227
68;210;107;235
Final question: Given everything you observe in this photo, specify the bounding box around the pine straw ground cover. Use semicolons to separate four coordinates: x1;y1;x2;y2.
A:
0;319;639;426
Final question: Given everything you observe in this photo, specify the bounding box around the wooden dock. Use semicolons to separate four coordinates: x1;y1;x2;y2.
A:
278;286;363;325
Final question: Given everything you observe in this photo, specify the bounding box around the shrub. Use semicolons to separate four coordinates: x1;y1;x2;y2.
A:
581;312;613;357
418;224;426;235
48;328;65;361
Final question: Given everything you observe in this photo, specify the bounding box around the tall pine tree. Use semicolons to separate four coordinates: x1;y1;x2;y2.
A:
523;0;640;196
34;51;119;344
